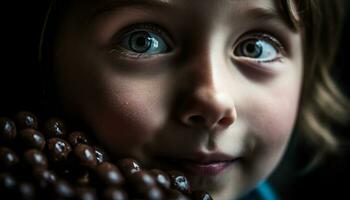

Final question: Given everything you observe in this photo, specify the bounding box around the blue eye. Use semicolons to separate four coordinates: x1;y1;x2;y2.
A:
118;30;168;55
235;38;280;62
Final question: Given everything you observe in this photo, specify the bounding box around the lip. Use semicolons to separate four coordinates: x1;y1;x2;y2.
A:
154;151;240;176
176;159;236;176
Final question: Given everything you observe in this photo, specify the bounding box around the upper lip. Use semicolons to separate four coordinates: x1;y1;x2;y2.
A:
155;151;238;164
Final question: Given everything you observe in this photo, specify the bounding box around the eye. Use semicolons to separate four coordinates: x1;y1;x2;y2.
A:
234;35;283;62
117;28;169;55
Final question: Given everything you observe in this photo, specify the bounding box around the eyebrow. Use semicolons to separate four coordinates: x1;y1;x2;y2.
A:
244;6;299;32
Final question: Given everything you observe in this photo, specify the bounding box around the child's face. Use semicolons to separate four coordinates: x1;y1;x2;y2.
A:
53;0;303;199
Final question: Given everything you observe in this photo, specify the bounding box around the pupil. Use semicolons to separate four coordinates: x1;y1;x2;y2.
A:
130;31;152;53
136;37;147;47
243;41;262;57
246;43;256;53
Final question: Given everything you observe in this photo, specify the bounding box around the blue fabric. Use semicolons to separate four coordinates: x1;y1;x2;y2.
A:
256;182;279;200
238;181;279;200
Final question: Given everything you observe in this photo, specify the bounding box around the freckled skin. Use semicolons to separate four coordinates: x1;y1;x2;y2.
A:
53;0;303;199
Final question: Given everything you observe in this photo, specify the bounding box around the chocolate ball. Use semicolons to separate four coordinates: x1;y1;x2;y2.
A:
0;172;17;192
129;171;164;199
52;179;75;199
130;171;156;187
0;117;17;141
75;187;97;200
118;158;142;177
47;138;72;162
15;111;38;130
93;146;109;164
0;147;19;169
0;112;214;200
19;128;46;151
44;118;67;138
168;170;191;195
17;182;36;200
95;162;124;186
73;144;98;169
68;131;90;147
23;149;48;171
150;169;171;189
191;190;213;200
142;185;164;200
103;187;128;200
33;169;57;189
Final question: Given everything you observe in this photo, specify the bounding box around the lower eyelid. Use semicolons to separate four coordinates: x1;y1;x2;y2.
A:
110;48;150;59
233;54;284;63
109;47;167;60
231;55;285;73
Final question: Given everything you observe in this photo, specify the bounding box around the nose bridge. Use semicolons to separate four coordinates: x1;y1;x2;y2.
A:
189;41;229;95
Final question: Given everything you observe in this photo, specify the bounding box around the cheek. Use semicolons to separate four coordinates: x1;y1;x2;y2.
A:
54;35;173;157
254;92;299;142
77;73;171;156
241;79;301;178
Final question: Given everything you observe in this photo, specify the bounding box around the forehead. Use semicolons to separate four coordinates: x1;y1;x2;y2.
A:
76;0;279;12
66;0;296;31
93;0;277;8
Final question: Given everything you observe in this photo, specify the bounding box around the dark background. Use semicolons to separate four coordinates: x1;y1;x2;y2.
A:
0;1;349;199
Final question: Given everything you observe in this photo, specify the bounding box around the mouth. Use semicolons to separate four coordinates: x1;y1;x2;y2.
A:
152;152;242;176
174;159;238;176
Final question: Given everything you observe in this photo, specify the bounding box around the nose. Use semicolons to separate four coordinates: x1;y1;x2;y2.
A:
178;88;236;130
176;68;236;130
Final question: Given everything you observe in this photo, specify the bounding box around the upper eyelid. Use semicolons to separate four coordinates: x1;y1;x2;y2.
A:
114;23;174;47
119;24;163;35
234;32;285;54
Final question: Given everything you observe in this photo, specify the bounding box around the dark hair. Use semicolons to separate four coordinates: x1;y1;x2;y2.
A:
38;0;70;117
282;0;349;168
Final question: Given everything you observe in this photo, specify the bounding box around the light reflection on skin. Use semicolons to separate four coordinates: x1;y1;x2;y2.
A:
53;0;303;199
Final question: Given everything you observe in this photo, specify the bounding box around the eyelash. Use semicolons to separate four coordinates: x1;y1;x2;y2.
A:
234;32;286;62
117;23;165;40
111;23;171;59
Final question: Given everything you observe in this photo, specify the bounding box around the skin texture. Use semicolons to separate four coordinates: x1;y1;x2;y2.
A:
53;0;303;199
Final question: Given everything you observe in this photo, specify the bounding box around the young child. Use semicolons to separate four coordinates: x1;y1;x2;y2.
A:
37;0;349;199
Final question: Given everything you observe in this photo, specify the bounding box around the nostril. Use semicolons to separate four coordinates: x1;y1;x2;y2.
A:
188;115;206;125
218;117;234;127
